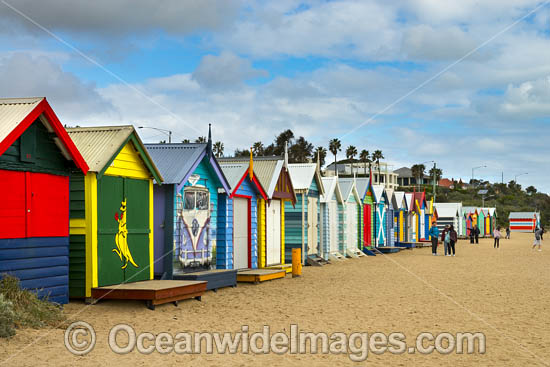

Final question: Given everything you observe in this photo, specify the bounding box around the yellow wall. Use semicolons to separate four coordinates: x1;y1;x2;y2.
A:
149;180;154;279
257;198;266;268
399;211;404;242
105;140;151;180
86;172;98;296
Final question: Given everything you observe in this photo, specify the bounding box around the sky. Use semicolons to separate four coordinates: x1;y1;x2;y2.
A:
0;0;549;192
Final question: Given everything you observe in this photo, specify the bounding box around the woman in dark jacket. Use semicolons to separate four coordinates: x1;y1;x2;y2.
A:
448;225;458;256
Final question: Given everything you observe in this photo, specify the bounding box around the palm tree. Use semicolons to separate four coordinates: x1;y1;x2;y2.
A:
195;136;207;143
314;146;327;167
252;141;264;156
181;139;191;143
213;141;224;158
359;149;371;177
372;150;384;185
328;138;342;175
411;164;426;190
345;145;358;176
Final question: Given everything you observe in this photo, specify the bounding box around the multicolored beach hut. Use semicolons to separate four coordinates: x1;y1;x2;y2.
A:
509;212;540;232
385;188;395;246
66;126;162;299
217;162;267;269
392;191;408;243
338;178;364;257
355;178;371;250
320;177;345;260
412;191;428;241
372;185;389;246
285;163;325;265
477;209;486;237
144;129;230;279
0;98;89;304
405;193;415;242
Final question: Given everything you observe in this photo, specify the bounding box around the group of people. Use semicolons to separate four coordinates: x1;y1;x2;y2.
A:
429;222;458;256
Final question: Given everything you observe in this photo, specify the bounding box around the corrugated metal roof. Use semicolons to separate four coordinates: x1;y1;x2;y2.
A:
462;207;478;215
219;157;282;198
372;185;386;203
393;191;406;209
219;163;248;191
0;97;43;146
385;188;394;203
66;126;134;172
355;178;370;198
338;178;354;202
145;143;206;184
405;193;413;212
508;212;539;219
434;203;461;218
320;176;343;203
287;163;316;191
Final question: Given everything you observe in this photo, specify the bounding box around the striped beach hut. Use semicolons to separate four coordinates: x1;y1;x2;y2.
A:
144;128;231;280
405;193;415;242
385;188;395;246
392;191;408;243
477;209;486;237
217;162;267;269
320;177;345;260
372;185;389;246
413;191;428;241
355;178;371;250
463;207;478;236
0;98;89;304
509;212;540;232
66;126;162;299
285;163;325;265
338;178;363;257
434;203;462;234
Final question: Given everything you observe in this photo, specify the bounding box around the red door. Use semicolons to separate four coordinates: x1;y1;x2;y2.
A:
364;204;371;247
0;169;69;239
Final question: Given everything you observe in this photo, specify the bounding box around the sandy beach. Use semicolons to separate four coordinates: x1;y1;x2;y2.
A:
1;231;549;366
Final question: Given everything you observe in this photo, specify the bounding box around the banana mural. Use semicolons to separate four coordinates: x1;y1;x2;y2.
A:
113;199;139;269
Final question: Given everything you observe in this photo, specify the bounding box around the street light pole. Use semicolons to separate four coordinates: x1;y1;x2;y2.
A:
471;165;487;183
138;126;172;143
514;172;528;183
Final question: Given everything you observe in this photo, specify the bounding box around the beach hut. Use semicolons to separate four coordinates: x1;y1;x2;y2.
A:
285;163;325;265
320;177;345;260
144;129;235;288
385;188;395;246
412;191;428;241
338;178;364;257
217;162;267;269
355;178;371;250
392;191;408;243
477;209;486;237
66;126;162;299
434;203;461;233
405;193;415;242
372;185;389;246
508;212;540;232
0;98;89;304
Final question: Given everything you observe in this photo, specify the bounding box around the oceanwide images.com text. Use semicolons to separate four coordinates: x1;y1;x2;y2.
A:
65;322;486;361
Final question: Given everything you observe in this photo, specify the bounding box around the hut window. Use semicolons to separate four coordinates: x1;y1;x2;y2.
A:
196;192;209;210
183;188;210;210
184;191;195;209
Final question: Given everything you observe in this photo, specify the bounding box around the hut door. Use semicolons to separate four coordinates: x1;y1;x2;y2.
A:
346;202;357;251
328;201;339;253
233;197;249;269
266;199;281;266
97;176;150;287
420;209;425;240
307;197;318;255
363;204;371;247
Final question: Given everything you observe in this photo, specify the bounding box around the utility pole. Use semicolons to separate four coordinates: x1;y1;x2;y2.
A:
502;172;504;184
432;162;437;203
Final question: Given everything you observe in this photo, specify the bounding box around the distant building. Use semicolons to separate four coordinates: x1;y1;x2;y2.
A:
324;161;398;190
438;178;454;189
395;167;431;187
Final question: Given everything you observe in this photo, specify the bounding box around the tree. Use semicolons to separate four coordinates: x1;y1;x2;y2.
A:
411;164;426;189
213;141;224;158
234;148;250;157
195;136;207;143
359;150;371;177
314;146;327;167
181;139;191;143
526;186;537;195
290;136;314;163
372;150;384;184
252;141;264;156
328;138;342;175
429;167;443;181
270;129;294;156
345;145;358;176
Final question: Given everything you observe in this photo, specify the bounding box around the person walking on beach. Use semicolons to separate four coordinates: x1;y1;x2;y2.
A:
474;225;480;244
448;225;458;256
429;222;440;256
441;225;449;256
494;226;501;248
533;227;543;251
469;226;475;244
505;227;510;239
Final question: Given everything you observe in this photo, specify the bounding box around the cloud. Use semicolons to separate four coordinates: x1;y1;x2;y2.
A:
191;52;268;90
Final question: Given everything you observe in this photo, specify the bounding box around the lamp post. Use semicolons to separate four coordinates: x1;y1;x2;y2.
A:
482;194;495;207
471;165;487;184
138;126;172;143
514;172;528;183
421;160;436;202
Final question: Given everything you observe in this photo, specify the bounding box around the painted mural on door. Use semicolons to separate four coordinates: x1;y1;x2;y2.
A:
113;199;139;269
174;184;212;273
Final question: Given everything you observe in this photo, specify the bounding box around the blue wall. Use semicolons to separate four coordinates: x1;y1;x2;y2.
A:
0;237;69;304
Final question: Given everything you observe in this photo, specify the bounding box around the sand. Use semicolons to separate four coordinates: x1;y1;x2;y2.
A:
1;232;550;366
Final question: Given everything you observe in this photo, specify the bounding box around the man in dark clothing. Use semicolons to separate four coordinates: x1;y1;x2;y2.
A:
506;227;511;239
469;227;475;244
448;225;458;256
474;225;480;244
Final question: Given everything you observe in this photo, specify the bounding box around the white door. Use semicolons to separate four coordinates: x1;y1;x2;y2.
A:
346;202;357;251
329;201;339;253
420;209;425;239
233;197;249;269
307;197;318;255
266;199;281;265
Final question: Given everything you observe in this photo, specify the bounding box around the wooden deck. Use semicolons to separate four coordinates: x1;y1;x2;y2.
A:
174;269;237;291
91;280;207;310
265;263;292;274
237;269;286;284
375;247;403;254
395;242;416;249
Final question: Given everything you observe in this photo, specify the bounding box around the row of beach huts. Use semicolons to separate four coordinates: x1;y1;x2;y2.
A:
0;98;498;308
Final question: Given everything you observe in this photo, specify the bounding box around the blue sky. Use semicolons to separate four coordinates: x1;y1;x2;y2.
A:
0;0;549;192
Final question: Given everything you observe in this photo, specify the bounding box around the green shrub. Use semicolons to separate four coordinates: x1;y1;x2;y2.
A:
0;293;16;338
